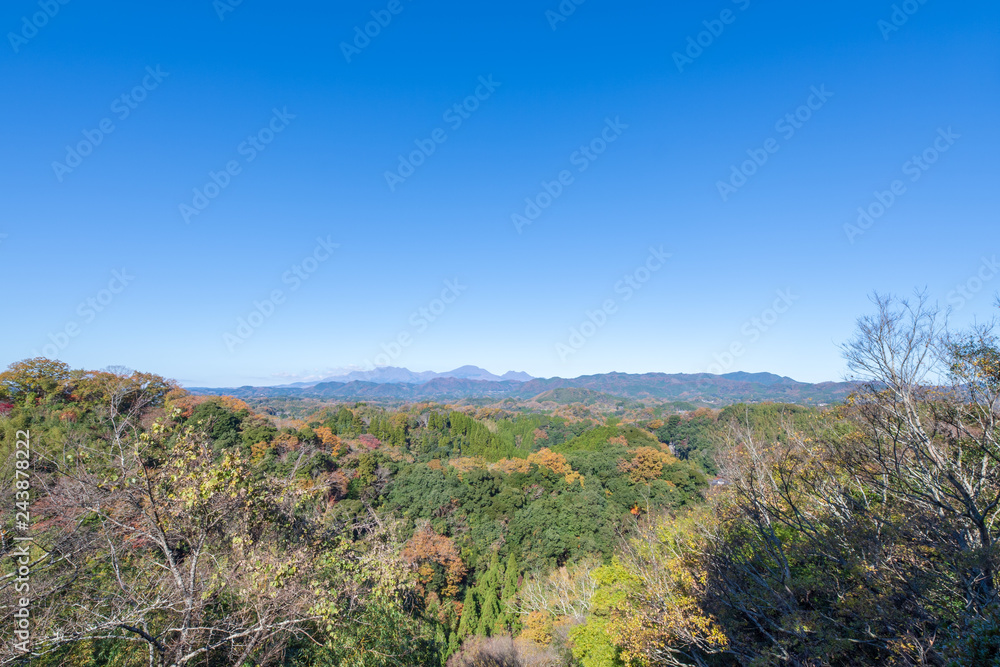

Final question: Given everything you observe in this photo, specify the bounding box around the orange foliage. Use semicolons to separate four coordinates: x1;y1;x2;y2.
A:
166;392;209;419
401;526;467;598
528;448;583;486
273;433;300;453
608;435;629;447
313;426;343;454
219;395;252;414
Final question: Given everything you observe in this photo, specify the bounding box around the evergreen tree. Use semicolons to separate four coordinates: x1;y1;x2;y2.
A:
475;555;503;636
499;552;520;633
456;587;479;641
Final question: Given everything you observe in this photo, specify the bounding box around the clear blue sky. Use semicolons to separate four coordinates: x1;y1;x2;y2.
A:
1;0;997;386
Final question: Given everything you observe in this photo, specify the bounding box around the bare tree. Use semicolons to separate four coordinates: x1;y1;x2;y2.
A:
843;292;1000;616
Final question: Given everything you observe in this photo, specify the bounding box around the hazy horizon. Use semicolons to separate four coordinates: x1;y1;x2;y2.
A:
182;364;831;390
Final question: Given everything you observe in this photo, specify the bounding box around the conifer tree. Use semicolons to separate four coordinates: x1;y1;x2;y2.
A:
457;587;479;641
499;552;520;633
475;555;504;636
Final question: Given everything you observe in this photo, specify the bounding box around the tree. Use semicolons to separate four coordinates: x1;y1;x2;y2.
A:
402;524;467;599
457;588;480;642
475;556;503;636
840;293;1000;640
617;446;675;483
0;357;70;400
498;553;520;632
6;421;319;667
314;425;343;454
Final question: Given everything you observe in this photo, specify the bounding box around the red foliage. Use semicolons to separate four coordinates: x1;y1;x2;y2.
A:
0;402;13;416
358;434;381;450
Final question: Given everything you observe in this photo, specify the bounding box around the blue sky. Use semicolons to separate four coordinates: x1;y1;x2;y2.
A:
1;0;997;386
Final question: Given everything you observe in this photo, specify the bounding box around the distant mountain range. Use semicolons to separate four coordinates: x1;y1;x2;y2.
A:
287;365;534;386
188;367;853;406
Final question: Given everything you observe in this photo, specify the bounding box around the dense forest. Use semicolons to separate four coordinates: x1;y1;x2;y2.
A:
2;295;999;666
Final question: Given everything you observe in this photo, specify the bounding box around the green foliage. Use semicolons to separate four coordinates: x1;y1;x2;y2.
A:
457;587;479;641
569;616;625;667
655;411;719;474
448;411;522;460
554;424;657;453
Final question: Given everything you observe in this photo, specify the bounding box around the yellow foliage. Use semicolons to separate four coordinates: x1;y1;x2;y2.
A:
491;458;532;475
618;446;677;484
527;448;572;475
521;611;553;645
448;456;487;473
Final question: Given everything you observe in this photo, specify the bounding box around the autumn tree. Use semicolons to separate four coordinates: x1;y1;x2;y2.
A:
617;446;676;484
402;524;468;598
314;425;343;454
0;357;71;400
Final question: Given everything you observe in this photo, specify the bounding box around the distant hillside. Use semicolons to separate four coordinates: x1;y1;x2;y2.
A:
189;370;853;406
531;387;621;405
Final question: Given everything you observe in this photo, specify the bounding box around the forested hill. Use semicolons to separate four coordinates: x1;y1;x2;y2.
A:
189;370;853;405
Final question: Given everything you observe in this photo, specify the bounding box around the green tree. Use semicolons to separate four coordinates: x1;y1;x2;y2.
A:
457;588;479;641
